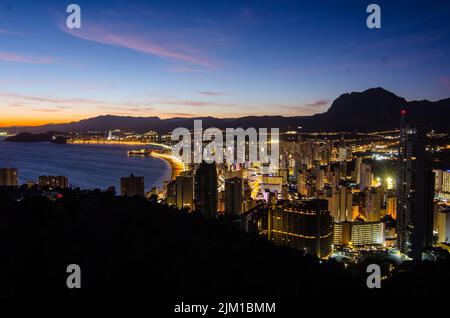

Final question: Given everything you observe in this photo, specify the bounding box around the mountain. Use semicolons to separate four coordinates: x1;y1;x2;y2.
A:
4;131;56;142
3;88;450;133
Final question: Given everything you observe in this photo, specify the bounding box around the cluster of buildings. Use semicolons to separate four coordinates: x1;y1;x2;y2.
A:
2;112;450;262
0;168;69;190
150;113;449;261
68;130;160;144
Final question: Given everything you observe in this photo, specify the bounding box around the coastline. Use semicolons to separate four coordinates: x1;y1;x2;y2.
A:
0;140;169;192
150;152;184;180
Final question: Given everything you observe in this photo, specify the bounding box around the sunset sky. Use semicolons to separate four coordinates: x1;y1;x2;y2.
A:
1;0;450;126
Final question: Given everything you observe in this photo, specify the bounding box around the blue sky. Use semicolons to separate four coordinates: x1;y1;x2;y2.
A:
1;0;450;125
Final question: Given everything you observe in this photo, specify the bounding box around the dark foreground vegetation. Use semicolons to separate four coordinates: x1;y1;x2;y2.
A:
0;187;449;299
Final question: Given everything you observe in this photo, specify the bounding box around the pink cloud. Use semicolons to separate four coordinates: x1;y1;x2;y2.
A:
0;51;55;64
438;76;450;88
305;99;330;107
60;23;218;69
198;91;223;96
163;112;198;118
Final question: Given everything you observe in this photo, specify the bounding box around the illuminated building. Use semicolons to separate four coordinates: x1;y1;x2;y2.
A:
396;112;434;260
351;221;385;245
338;147;348;162
194;162;218;219
365;188;382;222
175;175;194;210
297;171;307;196
333;221;352;245
268;199;333;258
261;175;283;194
329;186;353;222
386;176;394;190
277;168;289;184
333;221;385;246
435;206;450;243
120;174;144;196
0;167;18;186
225;177;243;215
315;169;325;192
38;175;69;189
386;195;397;219
359;162;372;191
355;157;362;184
434;169;450;201
218;190;225;213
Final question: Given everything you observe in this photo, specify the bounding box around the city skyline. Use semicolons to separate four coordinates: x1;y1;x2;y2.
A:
1;0;450;126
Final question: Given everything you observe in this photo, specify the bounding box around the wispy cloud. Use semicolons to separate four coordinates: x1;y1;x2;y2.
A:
305;99;329;107
0;51;55;64
0;91;145;112
59;22;218;69
0;91;240;117
278;99;330;116
198;91;223;96
163;112;198;118
30;108;63;113
0;28;27;36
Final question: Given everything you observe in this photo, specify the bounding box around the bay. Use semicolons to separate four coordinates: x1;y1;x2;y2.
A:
0;137;171;192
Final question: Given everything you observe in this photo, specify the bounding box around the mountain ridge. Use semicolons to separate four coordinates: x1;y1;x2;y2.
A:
3;88;450;133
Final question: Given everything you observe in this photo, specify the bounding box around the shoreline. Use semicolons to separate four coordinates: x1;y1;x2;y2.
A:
149;152;184;180
0;140;170;192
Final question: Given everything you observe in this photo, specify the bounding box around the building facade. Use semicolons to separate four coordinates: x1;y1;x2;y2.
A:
268;199;333;258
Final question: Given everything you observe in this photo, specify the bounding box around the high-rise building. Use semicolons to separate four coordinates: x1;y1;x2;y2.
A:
365;188;382;222
268;199;333;258
175;175;194;210
396;112;434;260
194;162;218;219
359;163;372;191
329;186;353;222
225;177;243;215
355;157;362;184
315;169;325;192
297;171;307;196
435;206;450;244
38;175;69;189
386;195;397;219
0;168;18;186
120;174;144;196
434;169;450;201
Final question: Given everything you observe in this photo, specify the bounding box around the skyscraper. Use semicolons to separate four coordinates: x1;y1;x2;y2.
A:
194;162;218;219
329;186;353;223
175;175;194;210
225;177;243;215
120;174;145;196
365;188;381;222
396;111;434;260
359;162;372;191
268;199;333;258
0;168;18;186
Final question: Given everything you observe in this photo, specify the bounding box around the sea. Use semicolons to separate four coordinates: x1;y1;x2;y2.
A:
0;137;171;192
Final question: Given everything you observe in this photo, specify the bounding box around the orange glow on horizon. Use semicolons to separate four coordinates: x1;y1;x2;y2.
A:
0;118;78;127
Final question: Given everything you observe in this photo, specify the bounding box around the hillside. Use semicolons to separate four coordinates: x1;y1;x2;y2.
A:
3;88;450;133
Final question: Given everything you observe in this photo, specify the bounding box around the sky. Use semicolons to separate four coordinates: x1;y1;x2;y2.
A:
0;0;450;126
